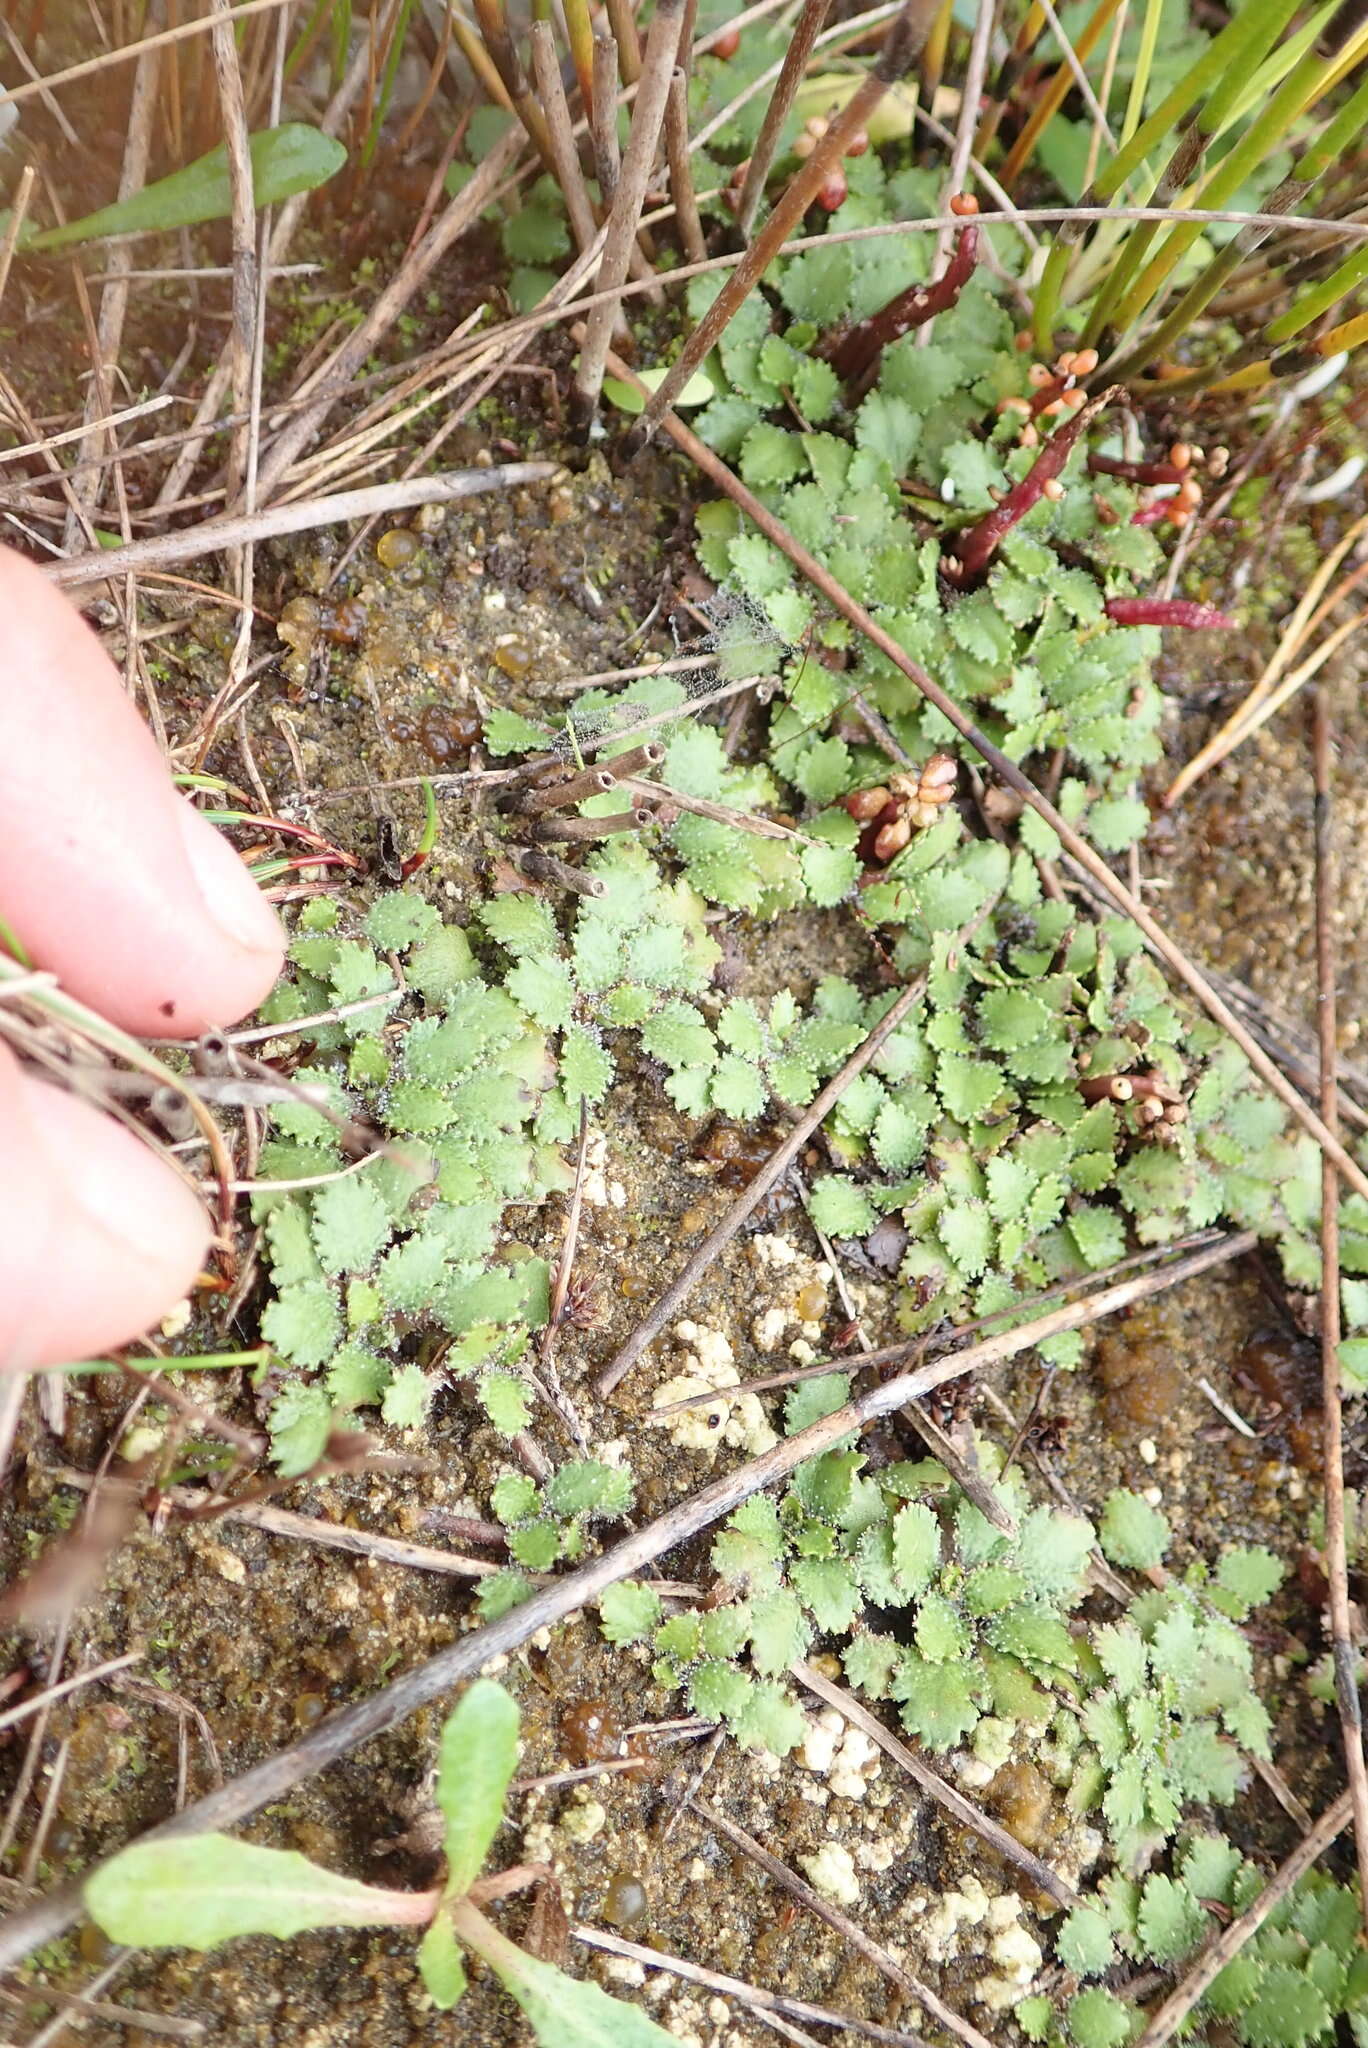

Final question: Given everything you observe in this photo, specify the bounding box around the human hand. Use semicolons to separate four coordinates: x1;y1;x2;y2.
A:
0;546;285;1370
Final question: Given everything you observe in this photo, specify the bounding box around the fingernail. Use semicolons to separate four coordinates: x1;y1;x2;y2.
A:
175;798;284;958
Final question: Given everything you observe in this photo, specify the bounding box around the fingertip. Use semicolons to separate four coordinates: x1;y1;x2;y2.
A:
0;543;285;1036
0;1048;210;1370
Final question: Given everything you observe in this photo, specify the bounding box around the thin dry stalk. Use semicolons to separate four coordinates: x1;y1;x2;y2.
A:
573;1927;929;2047
634;0;941;439
652;1230;1256;1418
0;163;36;314
472;0;557;168
1312;687;1368;1931
153;24;378;514
1164;508;1368;806
690;1796;998;2048
575;0;686;414
62;18;159;551
0;1652;142;1739
208;0;257;511
43;465;555;588
733;0;833;237
593;960;933;1396
605;0;643;81
0;0;295;114
591;33;622;203
5;1974;201;2043
252;124;526;500
617;775;816;843
598;340;1368;1208
543;1101;592;1357
931;0;995;290
530;21;601;255
1133;1790;1352;2048
664;68;706;265
793;1662;1076;1903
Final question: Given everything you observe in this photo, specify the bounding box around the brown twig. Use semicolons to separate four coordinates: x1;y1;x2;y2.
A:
597;344;1368;1208
530;21;601;257
664;68;707;265
733;0;833;236
652;1230;1255;1417
604;0;643;82
591;32;623;205
633;0;941;441
792;1662;1076;1904
43;466;555;588
1312;686;1368;1930
51;1469;507;1579
0;1651;143;1739
575;0;686;414
573;1926;929;2047
1131;1791;1353;2048
689;1796;997;2048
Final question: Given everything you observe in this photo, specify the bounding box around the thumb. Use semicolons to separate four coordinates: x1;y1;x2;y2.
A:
0;1043;209;1371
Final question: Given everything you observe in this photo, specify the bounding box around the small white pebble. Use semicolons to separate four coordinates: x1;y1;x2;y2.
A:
1138;1437;1158;1465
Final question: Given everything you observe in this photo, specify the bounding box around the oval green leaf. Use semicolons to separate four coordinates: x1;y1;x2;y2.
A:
84;1835;427;1950
28;125;346;252
436;1678;520;1896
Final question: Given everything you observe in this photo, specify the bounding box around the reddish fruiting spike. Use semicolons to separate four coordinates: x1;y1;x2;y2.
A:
817;168;848;212
710;24;741;57
826;223;979;387
945;385;1118;585
1104;597;1237;631
950;191;979;216
845;129;870;157
1090;452;1185;487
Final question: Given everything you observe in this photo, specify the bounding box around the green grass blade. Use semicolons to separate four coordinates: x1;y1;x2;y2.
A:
1119;0;1165;146
28;125;346;252
1104;40;1363;340
1092;0;1303;200
1265;239;1368;345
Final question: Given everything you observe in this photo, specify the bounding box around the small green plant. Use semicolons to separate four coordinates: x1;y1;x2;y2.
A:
1022;1836;1368;2048
83;1680;674;2044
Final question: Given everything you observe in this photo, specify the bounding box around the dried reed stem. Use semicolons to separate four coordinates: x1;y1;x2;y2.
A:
665;68;707;265
733;0;833;237
43;466;554;588
605;0;643;81
633;0;941;442
574;0;686;414
530;21;599;253
591;32;622;204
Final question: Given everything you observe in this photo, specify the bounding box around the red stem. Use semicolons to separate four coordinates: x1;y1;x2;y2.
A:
827;223;979;387
1089;452;1185;487
1104;597;1236;631
944;385;1119;585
